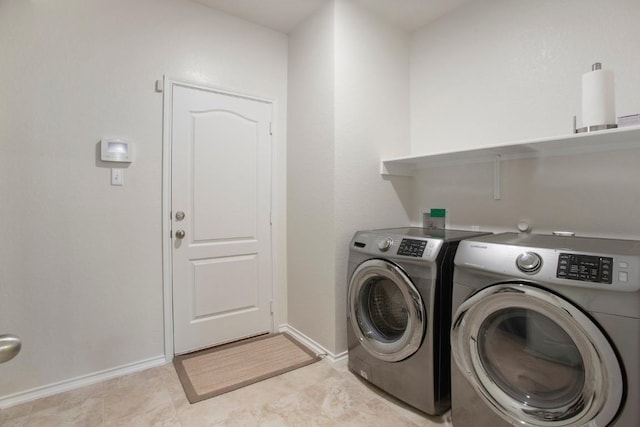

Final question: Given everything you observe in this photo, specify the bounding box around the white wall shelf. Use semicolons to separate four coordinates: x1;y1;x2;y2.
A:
380;125;640;177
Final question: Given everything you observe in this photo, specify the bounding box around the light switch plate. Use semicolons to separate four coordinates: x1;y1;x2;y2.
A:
111;168;124;186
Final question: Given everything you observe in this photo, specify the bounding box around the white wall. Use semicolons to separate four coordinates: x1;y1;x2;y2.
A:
287;0;410;355
287;1;337;352
0;0;288;402
411;0;640;152
407;0;640;238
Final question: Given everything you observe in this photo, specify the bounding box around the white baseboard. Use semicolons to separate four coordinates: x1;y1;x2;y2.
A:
1;327;349;409
0;355;166;410
278;324;348;363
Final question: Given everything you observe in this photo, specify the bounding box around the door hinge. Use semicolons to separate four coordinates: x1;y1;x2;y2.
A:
155;79;164;93
269;122;273;136
270;300;274;314
269;211;272;226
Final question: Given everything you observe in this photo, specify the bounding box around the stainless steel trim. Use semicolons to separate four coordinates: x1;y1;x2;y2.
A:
0;334;21;363
451;283;623;427
348;259;425;362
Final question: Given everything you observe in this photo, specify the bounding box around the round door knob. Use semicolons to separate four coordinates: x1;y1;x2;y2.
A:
175;211;185;221
378;238;393;252
516;252;542;273
175;229;186;239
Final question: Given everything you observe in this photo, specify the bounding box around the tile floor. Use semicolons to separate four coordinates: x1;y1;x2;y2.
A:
0;358;453;426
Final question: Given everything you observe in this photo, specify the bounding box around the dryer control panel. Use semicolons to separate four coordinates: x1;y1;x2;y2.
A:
557;253;613;284
455;233;640;293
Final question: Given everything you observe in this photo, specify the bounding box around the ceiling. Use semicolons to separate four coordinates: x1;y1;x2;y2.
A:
191;0;475;33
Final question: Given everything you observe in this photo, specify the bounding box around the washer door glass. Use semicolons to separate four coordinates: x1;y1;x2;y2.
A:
451;283;623;427
348;259;425;362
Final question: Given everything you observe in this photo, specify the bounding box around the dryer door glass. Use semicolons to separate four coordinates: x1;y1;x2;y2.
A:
348;259;425;362
451;283;623;427
477;308;585;409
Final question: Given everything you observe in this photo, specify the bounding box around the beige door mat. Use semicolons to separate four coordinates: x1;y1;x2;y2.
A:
173;332;320;403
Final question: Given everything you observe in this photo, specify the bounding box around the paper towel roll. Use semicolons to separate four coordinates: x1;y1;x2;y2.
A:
582;66;615;127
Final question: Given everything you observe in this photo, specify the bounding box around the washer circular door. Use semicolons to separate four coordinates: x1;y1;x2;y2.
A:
451;283;623;427
348;259;425;362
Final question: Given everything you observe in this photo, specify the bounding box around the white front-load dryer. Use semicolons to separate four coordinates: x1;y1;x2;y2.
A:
450;233;640;427
347;227;490;415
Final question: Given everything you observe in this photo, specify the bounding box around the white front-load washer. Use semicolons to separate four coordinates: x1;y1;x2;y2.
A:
347;227;490;415
450;233;640;427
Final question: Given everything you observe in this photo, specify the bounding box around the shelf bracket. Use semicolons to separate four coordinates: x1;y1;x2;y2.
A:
493;154;501;200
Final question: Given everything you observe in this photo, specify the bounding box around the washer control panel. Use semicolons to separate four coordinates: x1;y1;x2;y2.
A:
557;253;613;284
397;239;428;257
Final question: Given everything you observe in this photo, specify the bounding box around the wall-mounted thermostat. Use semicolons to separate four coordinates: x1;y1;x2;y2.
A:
101;138;134;162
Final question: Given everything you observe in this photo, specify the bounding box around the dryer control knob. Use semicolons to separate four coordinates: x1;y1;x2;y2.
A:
378;238;393;252
516;252;542;273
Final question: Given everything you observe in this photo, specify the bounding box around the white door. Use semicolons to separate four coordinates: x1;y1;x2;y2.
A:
170;82;273;355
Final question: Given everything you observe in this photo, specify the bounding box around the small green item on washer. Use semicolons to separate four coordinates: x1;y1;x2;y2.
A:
430;208;446;218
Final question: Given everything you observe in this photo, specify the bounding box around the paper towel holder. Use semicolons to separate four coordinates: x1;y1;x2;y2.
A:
575;62;618;133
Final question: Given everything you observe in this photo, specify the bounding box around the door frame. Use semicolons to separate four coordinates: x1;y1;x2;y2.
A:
161;77;280;360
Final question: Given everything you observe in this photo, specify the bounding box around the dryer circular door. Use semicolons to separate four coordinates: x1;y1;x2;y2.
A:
451;283;623;427
348;259;425;362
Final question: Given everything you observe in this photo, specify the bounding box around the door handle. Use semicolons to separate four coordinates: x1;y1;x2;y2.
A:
0;334;21;363
175;229;186;239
